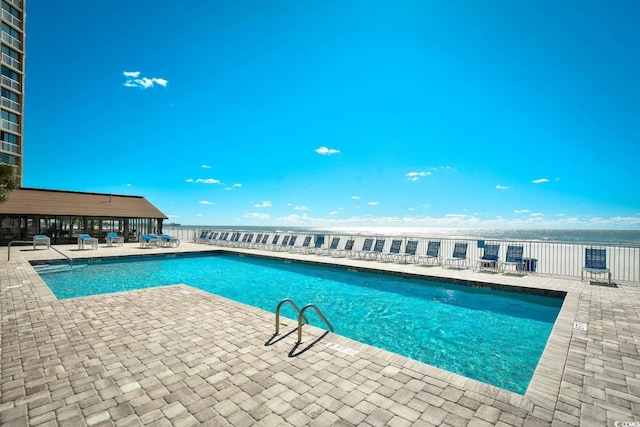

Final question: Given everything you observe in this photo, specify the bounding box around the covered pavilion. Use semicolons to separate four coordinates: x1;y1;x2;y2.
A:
0;187;168;245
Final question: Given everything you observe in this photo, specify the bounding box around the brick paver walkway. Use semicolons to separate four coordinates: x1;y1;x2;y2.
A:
1;242;639;426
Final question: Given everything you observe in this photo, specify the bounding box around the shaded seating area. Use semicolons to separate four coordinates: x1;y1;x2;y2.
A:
417;241;441;266
474;243;500;272
106;232;124;247
582;248;611;284
78;234;98;250
33;234;50;250
444;242;468;269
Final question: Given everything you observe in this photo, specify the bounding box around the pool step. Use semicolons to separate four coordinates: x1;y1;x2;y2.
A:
33;264;87;274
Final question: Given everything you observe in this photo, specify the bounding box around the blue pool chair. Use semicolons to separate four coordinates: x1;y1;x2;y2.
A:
322;237;341;256
500;245;525;274
106;232;124;247
33;234;50;250
294;236;312;253
139;234;160;248
78;233;99;250
417;241;441;266
380;239;402;262
475;243;500;272
444;242;468;269
394;240;418;264
366;239;386;260
334;239;354;257
354;238;374;259
582;248;611;284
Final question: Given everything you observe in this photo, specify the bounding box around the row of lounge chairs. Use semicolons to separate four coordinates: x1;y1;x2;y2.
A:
196;230;612;282
195;231;537;275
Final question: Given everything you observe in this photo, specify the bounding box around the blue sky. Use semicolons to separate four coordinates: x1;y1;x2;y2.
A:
23;1;640;229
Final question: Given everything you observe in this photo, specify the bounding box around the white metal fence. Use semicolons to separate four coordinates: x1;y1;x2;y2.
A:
163;228;640;284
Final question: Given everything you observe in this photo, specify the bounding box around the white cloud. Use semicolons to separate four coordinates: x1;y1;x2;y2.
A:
315;146;340;155
201;165;212;169
123;71;168;89
254;201;272;208
193;178;221;184
514;209;530;214
198;200;214;205
532;178;550;184
495;185;509;190
531;213;544;217
351;196;361;200
329;211;339;215
294;206;310;211
368;201;379;206
225;183;242;190
243;213;270;220
406;171;432;181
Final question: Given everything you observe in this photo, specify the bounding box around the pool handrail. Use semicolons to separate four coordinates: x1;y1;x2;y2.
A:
297;303;334;344
274;298;309;335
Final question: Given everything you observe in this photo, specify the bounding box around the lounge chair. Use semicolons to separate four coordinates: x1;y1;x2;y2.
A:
269;235;281;250
33;234;50;250
333;239;354;257
293;236;312;253
416;241;441;266
306;235;326;255
78;233;99;250
285;235;298;251
365;239;386;260
276;235;291;251
582;248;611;284
379;239;402;262
196;230;210;243
394;240;418;263
106;232;124;247
444;242;468;269
500;245;525;274
159;234;180;247
139;234;160;248
474;243;500;272
353;238;374;259
321;237;340;256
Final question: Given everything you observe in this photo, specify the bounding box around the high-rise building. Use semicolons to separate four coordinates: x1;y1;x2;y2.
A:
0;0;24;186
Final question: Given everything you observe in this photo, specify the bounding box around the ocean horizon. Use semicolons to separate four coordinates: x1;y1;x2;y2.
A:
164;225;640;246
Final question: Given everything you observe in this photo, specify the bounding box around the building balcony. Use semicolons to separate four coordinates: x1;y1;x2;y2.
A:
0;140;19;154
1;96;20;112
1;53;21;71
1;32;22;51
1;75;21;92
0;119;19;133
1;10;22;29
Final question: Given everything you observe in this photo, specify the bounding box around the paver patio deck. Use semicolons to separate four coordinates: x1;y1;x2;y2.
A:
1;241;639;426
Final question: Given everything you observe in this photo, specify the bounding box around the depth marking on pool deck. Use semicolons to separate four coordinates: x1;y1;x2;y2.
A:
573;321;588;331
325;342;358;356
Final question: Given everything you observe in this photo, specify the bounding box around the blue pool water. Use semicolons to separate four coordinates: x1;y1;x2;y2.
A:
36;253;563;394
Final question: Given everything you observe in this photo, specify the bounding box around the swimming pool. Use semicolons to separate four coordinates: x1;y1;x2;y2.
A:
35;252;563;394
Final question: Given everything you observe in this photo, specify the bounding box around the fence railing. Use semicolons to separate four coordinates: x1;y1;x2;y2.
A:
165;228;640;284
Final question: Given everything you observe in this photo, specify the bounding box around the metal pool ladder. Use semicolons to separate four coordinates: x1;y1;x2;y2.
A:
275;298;334;344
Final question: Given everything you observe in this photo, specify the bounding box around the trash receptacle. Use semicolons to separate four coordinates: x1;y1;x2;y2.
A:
520;258;537;272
